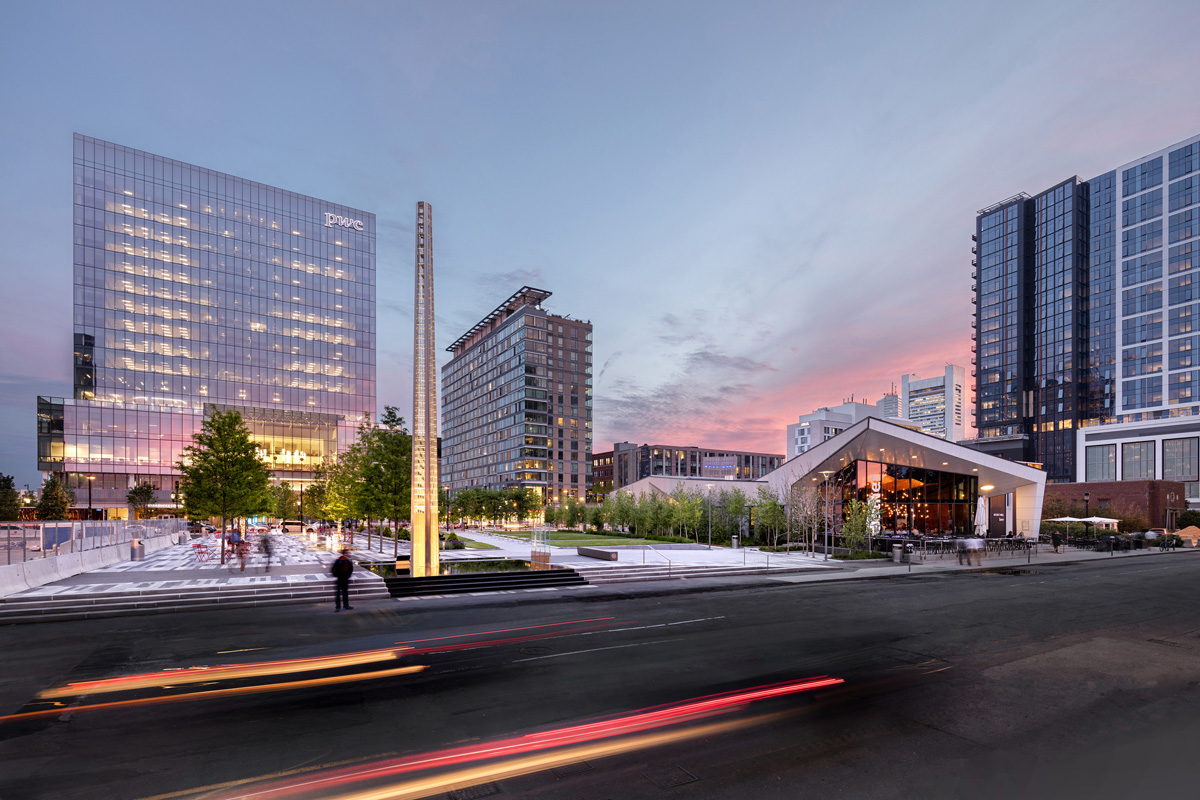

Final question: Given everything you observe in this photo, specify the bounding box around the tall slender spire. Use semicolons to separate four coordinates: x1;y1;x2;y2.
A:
410;201;439;577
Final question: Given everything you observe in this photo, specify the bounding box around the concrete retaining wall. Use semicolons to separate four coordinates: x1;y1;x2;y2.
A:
0;533;176;598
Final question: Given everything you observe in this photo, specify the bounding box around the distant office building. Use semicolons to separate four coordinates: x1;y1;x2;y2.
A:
786;401;908;458
37;134;376;518
608;442;783;489
901;366;966;441
972;132;1200;483
441;287;593;504
876;391;900;418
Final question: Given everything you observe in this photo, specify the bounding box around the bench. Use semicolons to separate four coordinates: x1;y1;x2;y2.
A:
577;546;618;561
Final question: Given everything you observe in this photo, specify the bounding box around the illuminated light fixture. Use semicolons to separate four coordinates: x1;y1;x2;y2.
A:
942;462;948;466
971;468;978;472
981;485;995;492
179;204;187;209
123;190;133;196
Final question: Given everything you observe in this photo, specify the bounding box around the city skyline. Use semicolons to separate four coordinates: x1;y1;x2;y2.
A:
3;1;1200;488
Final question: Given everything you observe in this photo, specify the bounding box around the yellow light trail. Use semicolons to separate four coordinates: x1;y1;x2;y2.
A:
37;648;405;699
3;665;426;724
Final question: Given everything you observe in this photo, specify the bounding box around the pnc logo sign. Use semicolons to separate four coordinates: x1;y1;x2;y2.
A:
324;212;364;231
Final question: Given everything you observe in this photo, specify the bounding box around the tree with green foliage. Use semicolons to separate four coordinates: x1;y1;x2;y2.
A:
1177;509;1200;529
360;406;412;555
271;481;299;520
841;498;869;554
126;480;157;520
303;467;327;522
36;474;74;520
510;487;540;523
585;504;605;532
0;474;22;521
755;485;787;547
669;485;704;543
177;406;272;564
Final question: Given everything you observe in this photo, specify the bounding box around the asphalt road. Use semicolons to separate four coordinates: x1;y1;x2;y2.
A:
2;554;1199;800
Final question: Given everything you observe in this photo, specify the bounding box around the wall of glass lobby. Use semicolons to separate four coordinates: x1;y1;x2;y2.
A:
819;460;980;535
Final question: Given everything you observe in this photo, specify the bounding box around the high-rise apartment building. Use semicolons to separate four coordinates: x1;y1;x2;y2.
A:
441;287;592;504
901;366;966;441
972;133;1200;483
609;442;784;488
36;134;376;517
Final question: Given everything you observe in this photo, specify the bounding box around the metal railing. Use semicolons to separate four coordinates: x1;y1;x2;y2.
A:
641;544;672;576
1;519;186;565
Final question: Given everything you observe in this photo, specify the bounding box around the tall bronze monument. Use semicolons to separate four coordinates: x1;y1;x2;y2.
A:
410;201;439;577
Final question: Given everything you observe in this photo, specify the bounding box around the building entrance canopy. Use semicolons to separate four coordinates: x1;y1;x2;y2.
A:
764;418;1046;538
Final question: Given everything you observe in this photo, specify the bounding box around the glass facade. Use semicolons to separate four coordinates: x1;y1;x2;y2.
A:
973;180;1089;482
441;288;593;504
37;135;375;509
975;133;1200;482
827;461;979;536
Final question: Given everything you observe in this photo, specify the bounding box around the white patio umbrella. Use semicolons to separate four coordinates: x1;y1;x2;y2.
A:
973;496;988;537
1047;516;1083;522
1080;516;1119;524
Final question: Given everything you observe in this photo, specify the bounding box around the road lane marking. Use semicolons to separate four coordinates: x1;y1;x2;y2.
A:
583;616;725;635
513;640;672;662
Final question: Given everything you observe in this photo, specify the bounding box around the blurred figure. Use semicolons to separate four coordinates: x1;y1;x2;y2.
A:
260;535;274;572
1051;530;1062;554
332;547;354;611
968;535;985;566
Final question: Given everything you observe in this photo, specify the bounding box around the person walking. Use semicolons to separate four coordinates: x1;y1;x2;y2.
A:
331;547;354;611
969;535;985;566
1051;530;1062;554
259;534;274;573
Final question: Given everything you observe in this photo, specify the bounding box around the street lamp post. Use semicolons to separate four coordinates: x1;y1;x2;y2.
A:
1084;490;1091;543
86;475;95;522
819;470;834;561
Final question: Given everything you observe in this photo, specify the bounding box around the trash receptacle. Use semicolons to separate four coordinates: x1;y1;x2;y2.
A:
893;544;903;563
177;533;187;545
902;543;913;563
732;535;739;549
130;539;145;561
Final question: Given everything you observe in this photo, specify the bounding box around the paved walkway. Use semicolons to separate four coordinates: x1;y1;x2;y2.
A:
6;528;1197;603
5;534;374;599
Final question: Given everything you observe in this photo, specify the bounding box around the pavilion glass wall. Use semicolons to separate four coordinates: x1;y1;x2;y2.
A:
827;460;979;536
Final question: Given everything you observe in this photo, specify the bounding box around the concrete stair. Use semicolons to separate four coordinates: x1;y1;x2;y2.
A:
0;577;390;625
570;563;800;584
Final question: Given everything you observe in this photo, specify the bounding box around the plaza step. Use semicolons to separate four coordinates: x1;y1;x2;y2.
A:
0;578;389;624
384;568;588;597
570;563;800;584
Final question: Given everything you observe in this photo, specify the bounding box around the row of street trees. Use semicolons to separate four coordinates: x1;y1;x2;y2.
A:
538;484;842;550
445;487;540;527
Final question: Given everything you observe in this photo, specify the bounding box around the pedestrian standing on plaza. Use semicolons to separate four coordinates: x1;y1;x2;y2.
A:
331;547;354;611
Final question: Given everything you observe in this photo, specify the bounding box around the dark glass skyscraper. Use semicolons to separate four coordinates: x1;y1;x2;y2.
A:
37;134;375;517
972;133;1200;483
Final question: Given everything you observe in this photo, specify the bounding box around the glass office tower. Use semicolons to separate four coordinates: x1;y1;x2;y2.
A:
972;132;1200;484
37;134;375;517
441;287;593;504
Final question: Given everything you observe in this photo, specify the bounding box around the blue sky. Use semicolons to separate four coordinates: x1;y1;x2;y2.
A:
2;0;1200;489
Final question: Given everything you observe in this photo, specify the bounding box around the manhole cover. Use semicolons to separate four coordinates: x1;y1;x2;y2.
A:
643;766;698;788
447;782;501;800
553;761;593;778
520;646;550;656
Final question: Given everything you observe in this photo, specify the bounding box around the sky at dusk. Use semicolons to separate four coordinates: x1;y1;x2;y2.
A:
3;0;1200;489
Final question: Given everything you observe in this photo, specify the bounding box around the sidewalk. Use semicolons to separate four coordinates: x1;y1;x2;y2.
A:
2;534;379;601
5;529;1197;607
